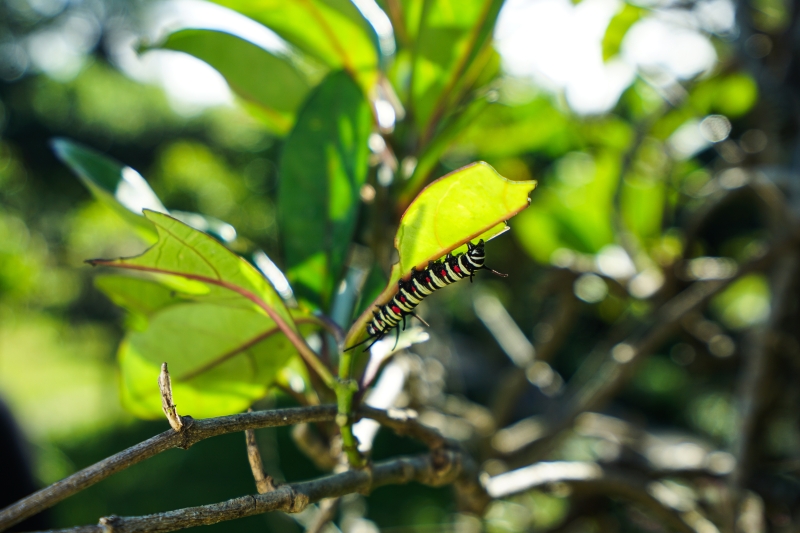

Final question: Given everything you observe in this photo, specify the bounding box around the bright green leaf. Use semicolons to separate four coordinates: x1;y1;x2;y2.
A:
90;211;319;417
118;303;319;418
346;162;535;345
95;275;184;322
210;0;379;92
279;70;372;310
396;162;535;273
53;138;242;247
376;0;423;45
411;0;505;138
601;3;643;61
156;29;313;135
52;138;165;242
91;210;296;331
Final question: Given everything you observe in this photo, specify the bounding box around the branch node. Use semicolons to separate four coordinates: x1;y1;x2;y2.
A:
357;461;374;496
159;363;184;432
178;416;194;450
98;515;120;533
284;485;310;514
430;449;461;485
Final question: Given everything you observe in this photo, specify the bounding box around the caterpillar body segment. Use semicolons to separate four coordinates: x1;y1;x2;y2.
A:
344;240;506;352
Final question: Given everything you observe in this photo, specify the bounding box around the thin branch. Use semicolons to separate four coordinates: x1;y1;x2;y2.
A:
244;410;276;494
358;406;446;451
0;405;447;533
21;452;469;533
292;424;338;471
731;254;800;492
303;498;339;533
508;239;788;465
485;462;696;533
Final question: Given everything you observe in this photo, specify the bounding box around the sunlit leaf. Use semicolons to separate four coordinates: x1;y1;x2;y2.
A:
156;29;314;135
89;211;316;417
94;274;184;327
90;210;295;329
210;0;379;91
279;70;372;310
52;138;165;242
397;162;535;272
601;3;643;61
346;162;535;345
410;0;504;139
376;0;423;45
119;303;319;418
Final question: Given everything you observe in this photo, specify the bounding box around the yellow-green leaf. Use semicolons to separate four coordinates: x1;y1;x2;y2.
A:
345;162;535;346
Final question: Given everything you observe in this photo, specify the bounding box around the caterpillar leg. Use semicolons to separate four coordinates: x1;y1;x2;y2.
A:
392;325;400;350
344;334;376;352
410;312;429;327
363;335;383;353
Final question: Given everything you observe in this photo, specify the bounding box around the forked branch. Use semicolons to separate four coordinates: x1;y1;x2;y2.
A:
22;452;468;533
0;405;446;532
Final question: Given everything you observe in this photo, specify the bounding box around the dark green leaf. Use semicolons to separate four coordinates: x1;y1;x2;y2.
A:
278;70;372;310
52;138;165;242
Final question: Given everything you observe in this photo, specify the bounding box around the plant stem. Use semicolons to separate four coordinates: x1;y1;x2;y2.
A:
336;325;366;468
335;379;365;468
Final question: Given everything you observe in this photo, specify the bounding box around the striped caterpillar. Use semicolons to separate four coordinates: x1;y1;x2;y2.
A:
345;240;506;352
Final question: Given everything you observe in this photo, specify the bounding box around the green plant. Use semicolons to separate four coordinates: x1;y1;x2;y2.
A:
3;0;797;531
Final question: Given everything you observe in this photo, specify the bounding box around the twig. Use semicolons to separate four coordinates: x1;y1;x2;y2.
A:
0;405;448;532
292;424;338;471
20;452;469;533
358;406;447;451
485;284;578;426
304;498;339;533
158;363;183;432
508;240;787;465
485;462;695;533
244;410;276;494
731;254;799;493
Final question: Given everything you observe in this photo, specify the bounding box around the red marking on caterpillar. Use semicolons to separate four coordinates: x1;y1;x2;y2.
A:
345;240;502;353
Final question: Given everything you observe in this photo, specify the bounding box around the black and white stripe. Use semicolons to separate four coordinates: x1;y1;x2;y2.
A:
346;239;502;351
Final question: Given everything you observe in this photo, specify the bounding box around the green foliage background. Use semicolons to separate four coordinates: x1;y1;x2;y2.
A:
1;0;798;530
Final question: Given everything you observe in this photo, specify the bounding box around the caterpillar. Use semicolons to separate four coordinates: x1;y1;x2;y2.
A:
345;239;507;352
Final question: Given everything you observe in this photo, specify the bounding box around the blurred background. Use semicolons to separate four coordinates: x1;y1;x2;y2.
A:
1;0;799;531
